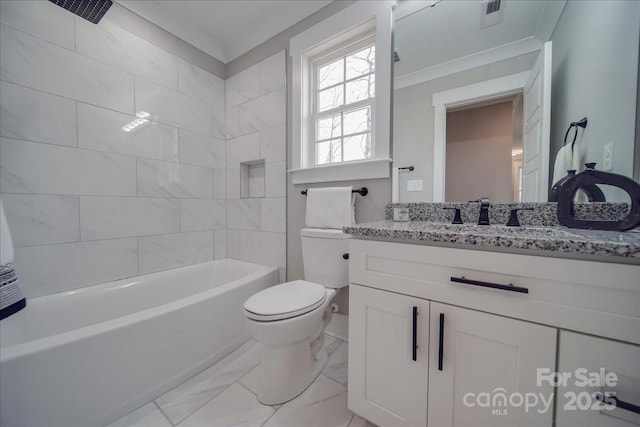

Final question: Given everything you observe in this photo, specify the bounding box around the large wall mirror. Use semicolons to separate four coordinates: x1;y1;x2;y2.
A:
392;0;640;203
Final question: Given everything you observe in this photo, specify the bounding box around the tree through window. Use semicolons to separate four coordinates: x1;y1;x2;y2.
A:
313;40;375;165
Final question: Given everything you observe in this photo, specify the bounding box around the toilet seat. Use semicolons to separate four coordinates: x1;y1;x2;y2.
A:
244;280;327;321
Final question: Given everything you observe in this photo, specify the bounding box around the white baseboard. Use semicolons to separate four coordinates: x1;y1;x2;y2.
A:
326;313;348;341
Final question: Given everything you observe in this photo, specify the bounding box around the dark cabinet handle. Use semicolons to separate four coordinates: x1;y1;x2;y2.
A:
595;393;640;414
450;276;529;294
438;313;444;371
412;307;418;361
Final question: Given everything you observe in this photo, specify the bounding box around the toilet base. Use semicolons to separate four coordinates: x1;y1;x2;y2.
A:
256;342;328;406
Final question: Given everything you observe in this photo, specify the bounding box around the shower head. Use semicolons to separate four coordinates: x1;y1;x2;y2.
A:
49;0;113;24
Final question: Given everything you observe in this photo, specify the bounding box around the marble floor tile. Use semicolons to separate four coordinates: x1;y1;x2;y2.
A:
108;337;354;427
238;364;261;395
178;383;275;427
240;335;342;397
262;375;351;427
323;335;343;355
155;340;262;425
105;403;172;427
238;335;346;394
322;342;348;385
348;415;378;427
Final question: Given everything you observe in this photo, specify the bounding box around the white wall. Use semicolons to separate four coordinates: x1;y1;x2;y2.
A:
0;1;226;297
225;52;287;282
550;0;639;192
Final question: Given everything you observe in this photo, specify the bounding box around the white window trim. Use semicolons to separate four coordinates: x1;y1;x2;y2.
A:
290;0;394;185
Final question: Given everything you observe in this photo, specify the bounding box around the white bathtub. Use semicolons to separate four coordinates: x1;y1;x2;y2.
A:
0;259;278;427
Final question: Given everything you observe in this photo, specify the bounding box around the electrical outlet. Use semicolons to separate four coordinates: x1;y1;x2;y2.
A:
407;179;423;192
603;142;613;171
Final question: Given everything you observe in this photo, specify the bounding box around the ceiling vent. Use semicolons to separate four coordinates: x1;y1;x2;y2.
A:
480;0;505;29
49;0;113;24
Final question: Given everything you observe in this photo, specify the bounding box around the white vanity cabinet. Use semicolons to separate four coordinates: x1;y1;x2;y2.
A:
556;331;640;427
349;285;556;427
427;302;556;427
348;285;430;427
347;238;640;427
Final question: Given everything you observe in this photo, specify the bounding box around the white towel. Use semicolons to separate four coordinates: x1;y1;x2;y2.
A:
552;144;573;186
0;199;14;266
305;187;355;229
571;139;584;173
1;198;26;320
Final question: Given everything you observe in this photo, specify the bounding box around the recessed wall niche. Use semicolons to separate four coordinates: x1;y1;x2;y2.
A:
240;159;265;198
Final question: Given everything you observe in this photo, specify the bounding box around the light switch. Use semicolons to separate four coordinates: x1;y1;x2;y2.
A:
407;179;423;192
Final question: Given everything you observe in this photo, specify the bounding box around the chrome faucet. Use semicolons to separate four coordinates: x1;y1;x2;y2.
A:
477;197;490;225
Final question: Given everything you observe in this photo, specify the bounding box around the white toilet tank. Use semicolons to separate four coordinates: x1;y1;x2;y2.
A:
300;228;350;289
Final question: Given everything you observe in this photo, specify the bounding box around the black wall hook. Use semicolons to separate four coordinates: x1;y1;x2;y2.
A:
563;117;588;148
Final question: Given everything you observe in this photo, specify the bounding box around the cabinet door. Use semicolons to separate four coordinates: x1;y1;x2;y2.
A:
556;331;640;426
348;284;430;427
428;303;556;427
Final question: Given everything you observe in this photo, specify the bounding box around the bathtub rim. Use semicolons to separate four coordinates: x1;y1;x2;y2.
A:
1;258;278;361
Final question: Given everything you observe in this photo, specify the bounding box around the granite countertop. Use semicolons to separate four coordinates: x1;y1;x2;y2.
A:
343;221;640;263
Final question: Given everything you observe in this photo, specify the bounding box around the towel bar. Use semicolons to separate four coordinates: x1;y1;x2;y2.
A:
301;187;368;196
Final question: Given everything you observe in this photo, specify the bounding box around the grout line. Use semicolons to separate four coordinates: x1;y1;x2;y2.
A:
9;228;216;249
77;195;82;242
172;381;233;426
236;379;259;398
318;373;350;393
259;405;278;427
132;75;137;115
74;100;79;147
153;400;176;427
0;80;219;140
0;21;75;54
135;157;139;197
1;124;205;166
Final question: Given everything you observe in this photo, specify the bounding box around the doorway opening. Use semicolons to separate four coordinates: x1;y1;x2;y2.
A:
445;94;524;202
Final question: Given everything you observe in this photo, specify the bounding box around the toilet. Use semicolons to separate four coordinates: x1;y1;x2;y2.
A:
243;228;350;405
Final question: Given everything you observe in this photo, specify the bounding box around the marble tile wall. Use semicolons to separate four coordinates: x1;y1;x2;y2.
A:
0;1;227;297
225;51;287;282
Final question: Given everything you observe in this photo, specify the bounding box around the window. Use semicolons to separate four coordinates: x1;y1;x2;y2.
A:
312;40;375;166
290;1;393;184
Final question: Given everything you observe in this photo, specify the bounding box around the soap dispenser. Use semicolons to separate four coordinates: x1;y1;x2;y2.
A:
557;163;640;231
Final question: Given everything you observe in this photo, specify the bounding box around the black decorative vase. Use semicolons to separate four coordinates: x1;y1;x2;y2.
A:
557;164;640;231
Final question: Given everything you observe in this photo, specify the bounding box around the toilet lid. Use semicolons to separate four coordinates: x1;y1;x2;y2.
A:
244;280;327;321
